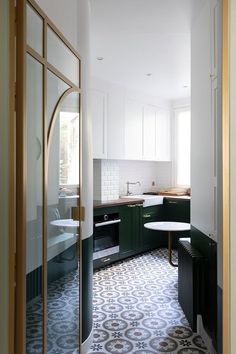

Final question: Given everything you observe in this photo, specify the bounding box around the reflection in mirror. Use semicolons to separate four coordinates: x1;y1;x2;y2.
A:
26;54;43;354
47;92;80;353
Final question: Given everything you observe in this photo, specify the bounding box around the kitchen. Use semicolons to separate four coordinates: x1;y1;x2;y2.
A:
89;0;221;353
12;0;222;353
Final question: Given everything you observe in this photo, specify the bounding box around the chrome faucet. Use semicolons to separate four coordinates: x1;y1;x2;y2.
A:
126;181;141;196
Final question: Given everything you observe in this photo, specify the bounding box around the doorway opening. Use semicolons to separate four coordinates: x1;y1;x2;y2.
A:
90;0;222;353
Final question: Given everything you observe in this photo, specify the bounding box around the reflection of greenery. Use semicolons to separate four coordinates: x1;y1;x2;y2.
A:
59;112;79;185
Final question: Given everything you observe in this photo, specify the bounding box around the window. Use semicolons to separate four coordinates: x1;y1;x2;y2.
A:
174;109;191;187
59;111;79;185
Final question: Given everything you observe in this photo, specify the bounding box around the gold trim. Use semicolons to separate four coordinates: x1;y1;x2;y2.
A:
47;87;76;146
47;62;80;92
27;0;81;60
26;45;46;64
222;0;230;352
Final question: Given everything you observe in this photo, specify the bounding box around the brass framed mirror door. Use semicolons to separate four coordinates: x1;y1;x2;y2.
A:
16;1;82;353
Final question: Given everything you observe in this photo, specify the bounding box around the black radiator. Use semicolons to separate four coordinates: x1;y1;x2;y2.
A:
178;240;204;332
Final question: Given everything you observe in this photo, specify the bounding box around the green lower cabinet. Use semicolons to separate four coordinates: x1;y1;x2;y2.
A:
141;205;166;251
164;198;191;248
93;198;191;269
119;204;142;260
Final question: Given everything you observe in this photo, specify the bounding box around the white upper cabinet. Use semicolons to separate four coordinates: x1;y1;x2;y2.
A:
107;87;125;160
91;89;107;159
125;101;171;161
142;105;156;161
91;79;171;162
125;100;143;160
156;109;171;161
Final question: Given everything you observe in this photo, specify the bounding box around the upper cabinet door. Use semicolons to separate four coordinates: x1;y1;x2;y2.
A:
156;109;171;161
142;105;156;161
91;90;107;159
107;87;125;160
125;100;143;160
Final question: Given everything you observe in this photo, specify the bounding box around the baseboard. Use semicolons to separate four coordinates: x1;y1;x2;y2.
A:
197;315;217;354
80;327;93;354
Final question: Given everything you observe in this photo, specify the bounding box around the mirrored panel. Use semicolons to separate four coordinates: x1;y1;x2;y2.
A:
26;4;43;56
47;69;70;128
26;53;43;354
47;92;80;353
47;26;80;87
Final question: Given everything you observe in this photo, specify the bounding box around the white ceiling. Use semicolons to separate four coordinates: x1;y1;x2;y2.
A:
90;0;206;100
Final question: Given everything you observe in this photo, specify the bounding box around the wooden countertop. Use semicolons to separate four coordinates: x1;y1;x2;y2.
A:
93;195;190;209
93;198;144;209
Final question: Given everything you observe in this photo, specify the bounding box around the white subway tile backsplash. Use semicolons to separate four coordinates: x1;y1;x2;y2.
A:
93;160;120;201
94;159;172;201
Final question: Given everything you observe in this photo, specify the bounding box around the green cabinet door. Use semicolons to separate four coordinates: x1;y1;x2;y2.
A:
141;205;166;251
164;198;190;248
119;204;142;259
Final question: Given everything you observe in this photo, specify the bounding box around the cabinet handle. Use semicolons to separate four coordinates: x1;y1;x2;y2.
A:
167;201;178;204
95;219;121;227
127;204;137;208
143;214;152;218
101;257;111;263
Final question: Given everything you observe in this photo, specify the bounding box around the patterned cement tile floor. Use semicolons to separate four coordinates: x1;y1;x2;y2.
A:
26;249;209;354
26;271;80;354
89;248;209;354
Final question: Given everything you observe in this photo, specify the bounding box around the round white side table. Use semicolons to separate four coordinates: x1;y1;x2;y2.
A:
144;221;190;267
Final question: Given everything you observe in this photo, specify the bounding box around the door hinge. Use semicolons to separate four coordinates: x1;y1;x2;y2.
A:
71;206;85;221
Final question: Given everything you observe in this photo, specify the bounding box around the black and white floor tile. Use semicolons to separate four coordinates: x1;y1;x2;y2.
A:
89;248;209;354
26;248;209;354
26;271;80;354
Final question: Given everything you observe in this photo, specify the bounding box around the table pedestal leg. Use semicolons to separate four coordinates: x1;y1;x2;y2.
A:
168;231;178;267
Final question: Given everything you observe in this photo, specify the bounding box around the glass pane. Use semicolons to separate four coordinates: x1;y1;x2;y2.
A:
47;26;80;87
26;54;43;354
47;70;70;128
26;4;43;56
47;92;80;353
176;110;191;186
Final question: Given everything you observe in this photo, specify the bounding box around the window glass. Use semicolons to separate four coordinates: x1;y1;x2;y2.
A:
59;111;79;185
175;110;191;186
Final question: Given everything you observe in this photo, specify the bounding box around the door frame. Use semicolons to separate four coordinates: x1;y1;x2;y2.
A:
11;0;230;354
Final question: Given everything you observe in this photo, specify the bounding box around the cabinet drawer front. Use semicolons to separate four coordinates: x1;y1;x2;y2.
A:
93;253;119;269
142;205;163;219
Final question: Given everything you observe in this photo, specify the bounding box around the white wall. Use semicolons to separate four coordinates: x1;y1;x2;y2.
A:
0;0;10;352
230;0;236;350
36;0;92;239
119;160;172;196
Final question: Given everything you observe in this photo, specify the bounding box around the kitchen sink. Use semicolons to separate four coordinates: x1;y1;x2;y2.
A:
122;194;164;207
